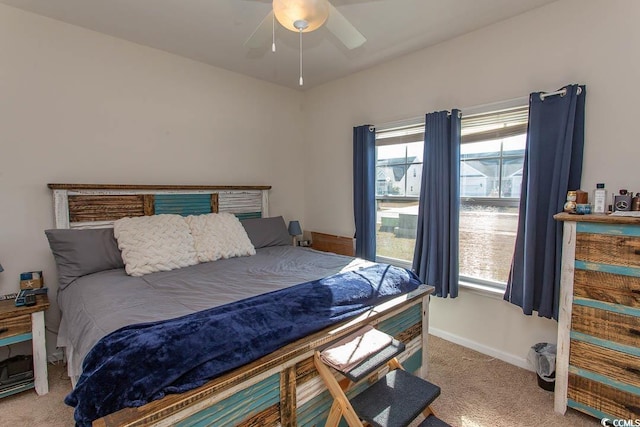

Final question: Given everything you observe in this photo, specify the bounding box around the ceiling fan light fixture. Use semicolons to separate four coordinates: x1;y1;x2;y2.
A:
273;0;329;33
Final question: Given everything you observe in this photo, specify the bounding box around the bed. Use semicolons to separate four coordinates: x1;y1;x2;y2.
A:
46;184;433;427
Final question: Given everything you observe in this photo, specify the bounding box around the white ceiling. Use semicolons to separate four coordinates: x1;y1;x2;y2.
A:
0;0;557;90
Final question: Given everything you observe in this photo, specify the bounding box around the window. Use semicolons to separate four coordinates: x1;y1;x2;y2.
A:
374;104;528;287
375;124;424;267
459;106;527;287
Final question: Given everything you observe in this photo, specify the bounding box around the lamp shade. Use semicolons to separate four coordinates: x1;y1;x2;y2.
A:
288;220;303;236
273;0;329;33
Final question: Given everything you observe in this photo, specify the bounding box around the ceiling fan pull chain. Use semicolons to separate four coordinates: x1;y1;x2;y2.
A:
299;28;304;86
272;13;276;53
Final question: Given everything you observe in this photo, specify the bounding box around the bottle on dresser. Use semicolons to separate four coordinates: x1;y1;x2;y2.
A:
633;192;640;211
592;183;607;214
613;189;632;212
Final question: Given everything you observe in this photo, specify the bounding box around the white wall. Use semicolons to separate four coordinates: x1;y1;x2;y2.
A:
302;0;640;368
0;4;305;355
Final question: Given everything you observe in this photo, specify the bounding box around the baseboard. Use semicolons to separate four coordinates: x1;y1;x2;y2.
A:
429;327;533;372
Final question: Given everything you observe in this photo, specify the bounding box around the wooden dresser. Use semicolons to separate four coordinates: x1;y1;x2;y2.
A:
554;213;640;421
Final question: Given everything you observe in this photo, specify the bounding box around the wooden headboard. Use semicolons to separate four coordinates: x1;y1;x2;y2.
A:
48;184;271;229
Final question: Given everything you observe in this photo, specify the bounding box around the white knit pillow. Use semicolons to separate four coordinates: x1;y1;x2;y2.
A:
185;212;256;263
113;214;199;276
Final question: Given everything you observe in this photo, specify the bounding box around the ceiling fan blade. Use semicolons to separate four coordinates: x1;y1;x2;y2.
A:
325;3;366;50
244;10;274;49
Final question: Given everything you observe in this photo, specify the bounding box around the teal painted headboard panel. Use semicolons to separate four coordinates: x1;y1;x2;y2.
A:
154;194;213;216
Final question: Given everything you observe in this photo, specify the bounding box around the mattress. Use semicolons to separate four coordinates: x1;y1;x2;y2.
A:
57;245;371;378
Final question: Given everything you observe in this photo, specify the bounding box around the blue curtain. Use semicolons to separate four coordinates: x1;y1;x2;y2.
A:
412;110;461;297
353;125;376;261
505;84;586;319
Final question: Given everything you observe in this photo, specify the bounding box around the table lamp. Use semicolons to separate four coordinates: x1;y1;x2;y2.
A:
288;221;302;246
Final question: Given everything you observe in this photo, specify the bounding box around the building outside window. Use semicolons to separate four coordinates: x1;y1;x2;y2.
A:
375;104;528;289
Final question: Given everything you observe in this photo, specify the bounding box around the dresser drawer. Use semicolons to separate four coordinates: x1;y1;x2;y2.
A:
576;233;640;268
570;339;640;388
574;269;640;308
571;305;640;348
569;373;640;420
0;314;31;340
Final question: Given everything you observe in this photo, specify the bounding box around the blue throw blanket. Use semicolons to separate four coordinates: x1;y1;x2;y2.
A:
65;264;421;426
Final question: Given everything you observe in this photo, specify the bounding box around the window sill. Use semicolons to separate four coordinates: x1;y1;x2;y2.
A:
375;256;506;300
459;280;505;300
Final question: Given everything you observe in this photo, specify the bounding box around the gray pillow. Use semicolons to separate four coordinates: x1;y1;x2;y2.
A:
45;228;124;289
241;216;291;249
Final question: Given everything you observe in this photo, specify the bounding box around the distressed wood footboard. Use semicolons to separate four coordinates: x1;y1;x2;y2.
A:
93;285;433;427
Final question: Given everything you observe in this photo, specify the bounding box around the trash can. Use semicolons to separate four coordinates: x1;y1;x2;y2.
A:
527;343;556;391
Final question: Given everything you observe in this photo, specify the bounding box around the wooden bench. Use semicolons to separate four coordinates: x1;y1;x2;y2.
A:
314;327;450;427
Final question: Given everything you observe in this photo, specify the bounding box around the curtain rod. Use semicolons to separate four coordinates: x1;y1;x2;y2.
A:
374;111;460;131
375;95;529;130
376;87;581;128
539;86;583;101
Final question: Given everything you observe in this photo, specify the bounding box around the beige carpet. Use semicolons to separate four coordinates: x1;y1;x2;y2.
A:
1;336;600;426
427;335;599;427
2;360;74;425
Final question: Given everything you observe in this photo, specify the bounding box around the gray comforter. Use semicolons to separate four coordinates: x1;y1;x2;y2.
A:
57;246;371;378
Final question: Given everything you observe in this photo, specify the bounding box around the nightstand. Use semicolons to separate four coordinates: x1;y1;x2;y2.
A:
0;295;49;398
310;231;355;257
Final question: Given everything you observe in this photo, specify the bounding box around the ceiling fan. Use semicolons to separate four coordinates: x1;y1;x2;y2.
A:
244;0;368;86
